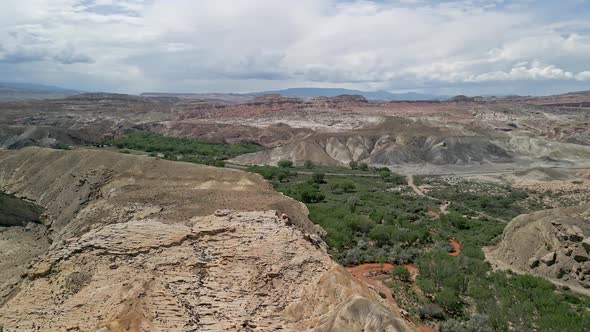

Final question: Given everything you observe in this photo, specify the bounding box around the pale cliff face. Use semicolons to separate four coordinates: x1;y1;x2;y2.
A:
0;148;416;332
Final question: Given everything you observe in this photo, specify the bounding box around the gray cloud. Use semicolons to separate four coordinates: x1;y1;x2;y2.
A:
0;0;589;94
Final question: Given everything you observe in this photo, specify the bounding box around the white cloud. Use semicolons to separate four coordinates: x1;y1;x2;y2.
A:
0;0;589;94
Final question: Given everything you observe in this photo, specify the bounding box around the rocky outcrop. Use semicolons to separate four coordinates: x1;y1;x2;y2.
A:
0;148;415;331
490;204;590;290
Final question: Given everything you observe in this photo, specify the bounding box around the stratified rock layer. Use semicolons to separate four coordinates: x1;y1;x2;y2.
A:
0;148;415;332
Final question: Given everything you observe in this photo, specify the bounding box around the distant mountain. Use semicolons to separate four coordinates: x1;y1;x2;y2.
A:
0;82;82;101
250;88;447;101
0;82;82;93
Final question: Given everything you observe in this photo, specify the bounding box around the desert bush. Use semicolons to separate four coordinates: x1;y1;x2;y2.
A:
311;173;326;184
277;160;293;168
52;143;72;150
419;303;445;319
340;180;356;193
440;319;467;332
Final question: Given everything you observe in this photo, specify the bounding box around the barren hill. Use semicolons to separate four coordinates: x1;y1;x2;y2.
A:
0;148;415;331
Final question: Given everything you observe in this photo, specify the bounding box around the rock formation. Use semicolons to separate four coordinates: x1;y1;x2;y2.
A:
0;147;415;331
488;204;590;291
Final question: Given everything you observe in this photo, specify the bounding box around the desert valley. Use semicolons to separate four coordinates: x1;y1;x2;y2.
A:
1;83;590;331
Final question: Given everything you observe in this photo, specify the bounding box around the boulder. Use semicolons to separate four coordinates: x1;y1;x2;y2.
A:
528;257;540;269
574;254;589;263
582;238;590;253
541;252;557;266
567;226;584;242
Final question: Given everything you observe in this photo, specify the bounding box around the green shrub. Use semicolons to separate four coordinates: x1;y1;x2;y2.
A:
340;180;356;193
304;160;314;169
391;265;411;282
277;160;293;168
440;319;467;332
311;173;326;184
419;303;445;319
52;143;72;150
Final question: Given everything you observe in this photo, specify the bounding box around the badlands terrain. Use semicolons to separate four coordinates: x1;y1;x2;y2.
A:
1;89;590;331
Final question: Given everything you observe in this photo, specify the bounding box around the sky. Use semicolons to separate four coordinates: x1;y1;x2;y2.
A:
1;0;590;96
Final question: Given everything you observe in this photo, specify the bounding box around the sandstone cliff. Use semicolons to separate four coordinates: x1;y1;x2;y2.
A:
0;148;415;332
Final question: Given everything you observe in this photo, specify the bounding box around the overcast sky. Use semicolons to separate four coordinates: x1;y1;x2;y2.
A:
1;0;590;95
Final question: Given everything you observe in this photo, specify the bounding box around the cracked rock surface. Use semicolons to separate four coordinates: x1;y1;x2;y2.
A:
0;147;415;332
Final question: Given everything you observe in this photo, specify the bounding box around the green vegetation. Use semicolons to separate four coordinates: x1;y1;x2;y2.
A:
52;143;72;150
277;160;294;168
104;131;264;166
391;265;411;282
247;166;590;331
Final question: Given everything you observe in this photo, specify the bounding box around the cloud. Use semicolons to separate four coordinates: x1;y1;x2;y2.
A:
468;62;576;82
0;0;589;94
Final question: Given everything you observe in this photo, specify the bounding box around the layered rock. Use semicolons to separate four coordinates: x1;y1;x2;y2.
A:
489;204;590;290
0;148;415;331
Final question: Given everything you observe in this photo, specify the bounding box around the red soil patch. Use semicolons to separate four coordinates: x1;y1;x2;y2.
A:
449;239;461;257
347;263;396;305
404;264;420;282
346;263;422;306
418;324;437;332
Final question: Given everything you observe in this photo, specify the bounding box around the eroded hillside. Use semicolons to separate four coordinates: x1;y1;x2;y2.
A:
486;204;590;294
0;148;416;332
2;92;590;174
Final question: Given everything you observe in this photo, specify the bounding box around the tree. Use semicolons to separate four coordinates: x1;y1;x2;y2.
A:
300;188;325;203
349;161;359;170
358;162;369;171
311;173;326;184
277;160;293;168
304;160;314;169
441;212;469;230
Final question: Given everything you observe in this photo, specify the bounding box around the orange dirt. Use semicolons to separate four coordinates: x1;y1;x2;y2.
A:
449;239;461;257
404;264;420;282
418;324;437;332
346;263;422;306
347;263;396;305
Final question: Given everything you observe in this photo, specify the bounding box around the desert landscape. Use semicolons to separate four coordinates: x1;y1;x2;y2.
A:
2;1;590;331
1;84;590;331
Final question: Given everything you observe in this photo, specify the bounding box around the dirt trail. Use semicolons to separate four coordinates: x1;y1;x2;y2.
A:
449;240;461;257
408;175;432;198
